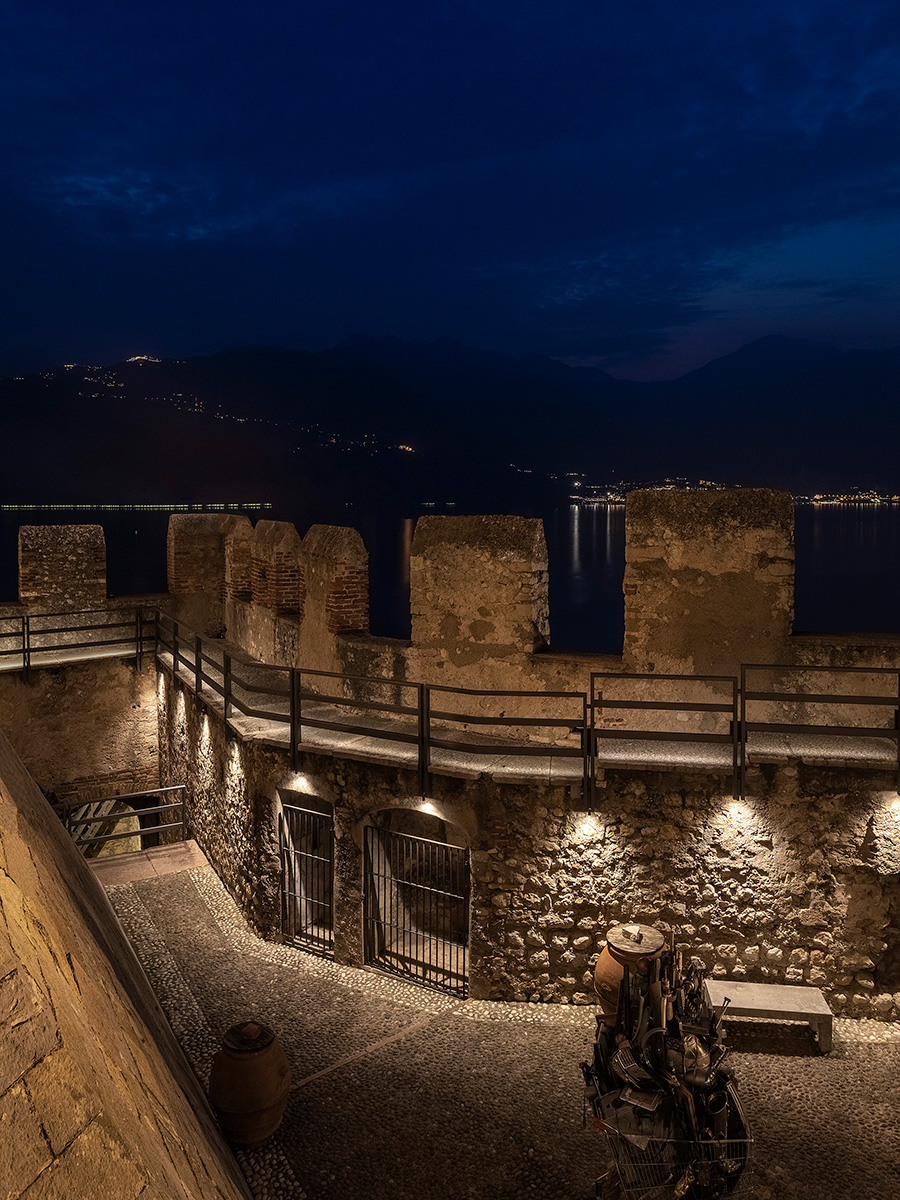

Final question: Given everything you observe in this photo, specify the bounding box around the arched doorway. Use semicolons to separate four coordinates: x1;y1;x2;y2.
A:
363;809;470;997
279;792;335;956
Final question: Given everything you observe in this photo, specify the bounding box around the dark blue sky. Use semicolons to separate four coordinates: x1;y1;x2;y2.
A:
3;1;899;378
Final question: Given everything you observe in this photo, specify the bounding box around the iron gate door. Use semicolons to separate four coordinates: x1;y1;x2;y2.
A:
363;825;469;997
280;803;335;956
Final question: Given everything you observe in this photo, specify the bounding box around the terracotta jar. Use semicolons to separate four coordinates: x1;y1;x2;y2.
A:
593;922;665;1022
208;1021;291;1148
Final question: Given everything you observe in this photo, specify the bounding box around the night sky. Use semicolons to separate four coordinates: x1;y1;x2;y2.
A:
4;1;900;379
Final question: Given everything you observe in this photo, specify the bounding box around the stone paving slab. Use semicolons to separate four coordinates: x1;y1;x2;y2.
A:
101;857;900;1200
90;838;208;886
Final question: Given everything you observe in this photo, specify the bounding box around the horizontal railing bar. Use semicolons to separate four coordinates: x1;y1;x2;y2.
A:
594;729;734;743
61;784;185;807
76;820;183;846
29;624;135;643
746;722;898;738
228;696;289;723
297;716;420;745
593;699;732;713
229;673;290;698
427;683;585;700
72;801;184;826
745;690;899;706
744;663;900;675
593;671;738;683
31;635;136;653
297;664;419;689
428;709;579;727
427;736;583;757
297;690;420;718
198;668;225;694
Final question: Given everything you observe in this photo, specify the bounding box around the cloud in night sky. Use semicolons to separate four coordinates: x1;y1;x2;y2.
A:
2;0;900;376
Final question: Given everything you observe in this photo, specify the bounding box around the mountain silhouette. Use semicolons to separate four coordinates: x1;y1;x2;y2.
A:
1;335;899;507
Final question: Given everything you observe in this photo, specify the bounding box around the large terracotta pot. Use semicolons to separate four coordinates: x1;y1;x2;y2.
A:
593;923;665;1022
208;1021;291;1148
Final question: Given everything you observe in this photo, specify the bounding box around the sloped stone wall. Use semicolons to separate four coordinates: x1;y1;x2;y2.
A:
0;725;250;1200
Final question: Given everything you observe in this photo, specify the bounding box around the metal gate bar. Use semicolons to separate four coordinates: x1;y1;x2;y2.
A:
280;804;335;956
363;825;469;997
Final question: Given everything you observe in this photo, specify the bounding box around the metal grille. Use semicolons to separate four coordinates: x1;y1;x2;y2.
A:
607;1135;753;1197
280;804;335;956
363;825;469;997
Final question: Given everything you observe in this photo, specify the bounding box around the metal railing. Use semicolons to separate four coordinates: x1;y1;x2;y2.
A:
61;784;185;855
591;672;741;800
3;601;898;802
156;610;589;798
0;606;155;677
741;663;900;796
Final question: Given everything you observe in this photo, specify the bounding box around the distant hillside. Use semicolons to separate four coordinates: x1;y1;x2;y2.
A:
1;334;899;506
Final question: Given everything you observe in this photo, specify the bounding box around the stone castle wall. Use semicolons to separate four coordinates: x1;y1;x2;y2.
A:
0;725;250;1200
18;524;107;608
2;500;900;1020
158;664;900;1017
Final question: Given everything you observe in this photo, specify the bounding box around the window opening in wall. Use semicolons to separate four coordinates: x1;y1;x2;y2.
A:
279;799;335;957
363;812;469;997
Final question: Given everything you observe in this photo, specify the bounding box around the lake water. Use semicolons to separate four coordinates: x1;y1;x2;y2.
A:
2;503;899;652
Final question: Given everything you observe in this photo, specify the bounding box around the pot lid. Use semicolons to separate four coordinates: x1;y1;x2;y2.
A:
606;922;665;956
223;1020;276;1052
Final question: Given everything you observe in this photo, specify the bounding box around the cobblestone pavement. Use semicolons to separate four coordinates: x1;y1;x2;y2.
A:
106;866;900;1200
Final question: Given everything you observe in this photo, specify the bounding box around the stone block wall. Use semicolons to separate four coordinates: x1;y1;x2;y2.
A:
167;513;248;633
303;524;369;636
0;725;250;1200
0;659;159;805
158;667;900;1018
224;516;253;601
18;524;106;607
410;515;550;661
249;521;305;615
623;488;794;675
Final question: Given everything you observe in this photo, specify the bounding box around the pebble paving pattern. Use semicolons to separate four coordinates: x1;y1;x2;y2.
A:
107;868;900;1200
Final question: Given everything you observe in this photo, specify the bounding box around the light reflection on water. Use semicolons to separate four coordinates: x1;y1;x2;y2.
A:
1;503;898;653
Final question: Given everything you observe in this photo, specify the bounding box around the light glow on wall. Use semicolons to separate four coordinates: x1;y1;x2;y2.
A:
285;772;314;794
419;800;438;815
574;812;602;839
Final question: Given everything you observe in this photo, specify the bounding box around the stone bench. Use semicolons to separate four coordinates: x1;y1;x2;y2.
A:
704;979;833;1053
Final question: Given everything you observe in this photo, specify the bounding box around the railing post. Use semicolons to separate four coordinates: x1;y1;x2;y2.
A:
290;667;300;771
739;665;747;802
135;606;142;670
732;676;740;801
194;634;202;694
417;683;431;797
22;614;30;682
224;652;232;719
172;618;179;675
583;692;593;813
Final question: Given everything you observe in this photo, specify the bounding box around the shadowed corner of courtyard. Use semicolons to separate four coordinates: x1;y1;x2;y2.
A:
97;847;900;1200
